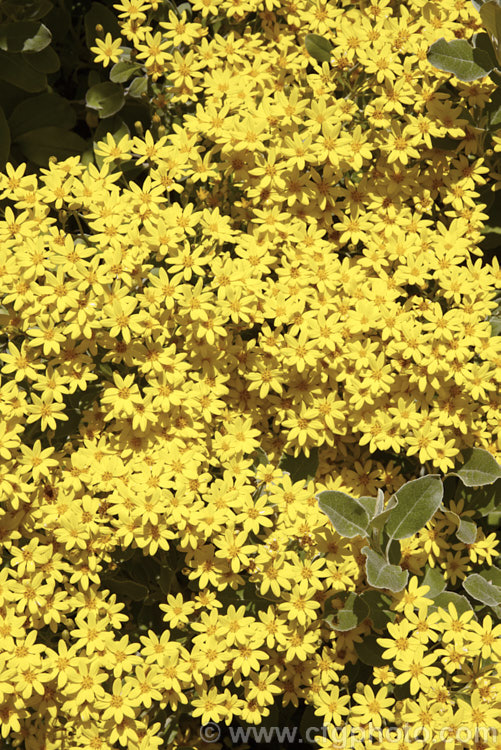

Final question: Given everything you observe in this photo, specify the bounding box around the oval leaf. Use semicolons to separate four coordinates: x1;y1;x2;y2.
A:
370;494;398;534
463;573;501;606
479;567;501;587
3;0;54;21
357;496;379;519
84;1;121;48
456;518;478;544
24;46;59;73
86;82;125;119
427;37;495;81
0;50;47;91
110;60;141;83
441;505;478;545
362;547;408;592
432;591;473;617
305;33;332;63
10;93;75;136
481;2;501;56
420;565;446;598
0;21;51;53
472;31;499;64
355;635;386;666
329;592;369;632
385;475;443;540
128;76;148;97
360;590;396;629
454;448;501;486
15;126;87;165
457;479;501;516
318;490;370;538
280;448;318;484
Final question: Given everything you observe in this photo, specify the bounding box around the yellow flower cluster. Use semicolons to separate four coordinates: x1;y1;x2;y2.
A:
0;0;501;747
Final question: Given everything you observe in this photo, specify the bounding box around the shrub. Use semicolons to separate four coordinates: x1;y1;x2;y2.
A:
0;0;501;748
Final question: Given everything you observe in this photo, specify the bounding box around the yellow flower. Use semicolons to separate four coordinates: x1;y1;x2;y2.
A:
278;585;321;626
351;685;394;727
159;593;196;628
214;527;255;573
90;32;123;66
313;685;350;725
467;615;501;660
394;649;442;694
394;576;433;618
191;686;228;724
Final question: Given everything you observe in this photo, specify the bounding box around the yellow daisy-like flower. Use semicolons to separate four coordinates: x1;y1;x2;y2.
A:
90;33;123;67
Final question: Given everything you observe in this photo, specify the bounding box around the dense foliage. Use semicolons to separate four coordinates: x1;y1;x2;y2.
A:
0;0;501;748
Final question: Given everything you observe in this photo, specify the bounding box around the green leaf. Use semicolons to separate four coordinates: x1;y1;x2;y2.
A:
86;82;125;119
322;593;343;619
420;565;446;598
0;80;26;116
489;317;501;336
280;448;318;484
464;573;501;606
427;37;495;81
441;505;478;545
304;33;332;63
105;578;149;601
127;76;148;97
360;590;396;629
2;0;53;21
0;50;47;91
110;60;141;83
357;496;379;518
15;126;87;165
370;494;398;533
0;106;11;169
176;1;193;17
431;591;473;616
362;547;408;592
385;476;443;540
9;93;75;136
472;30;496;50
84;1;121;48
479;566;501;587
318;490;370;538
0;21;51;53
159;566;174;595
457;479;501;516
481;1;501;62
473;32;501;82
453;448;501;486
456;518;478;544
386;537;401;566
251;447;269;471
24;46;59;73
483;224;501;235
355;635;386;666
328;592;369;632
